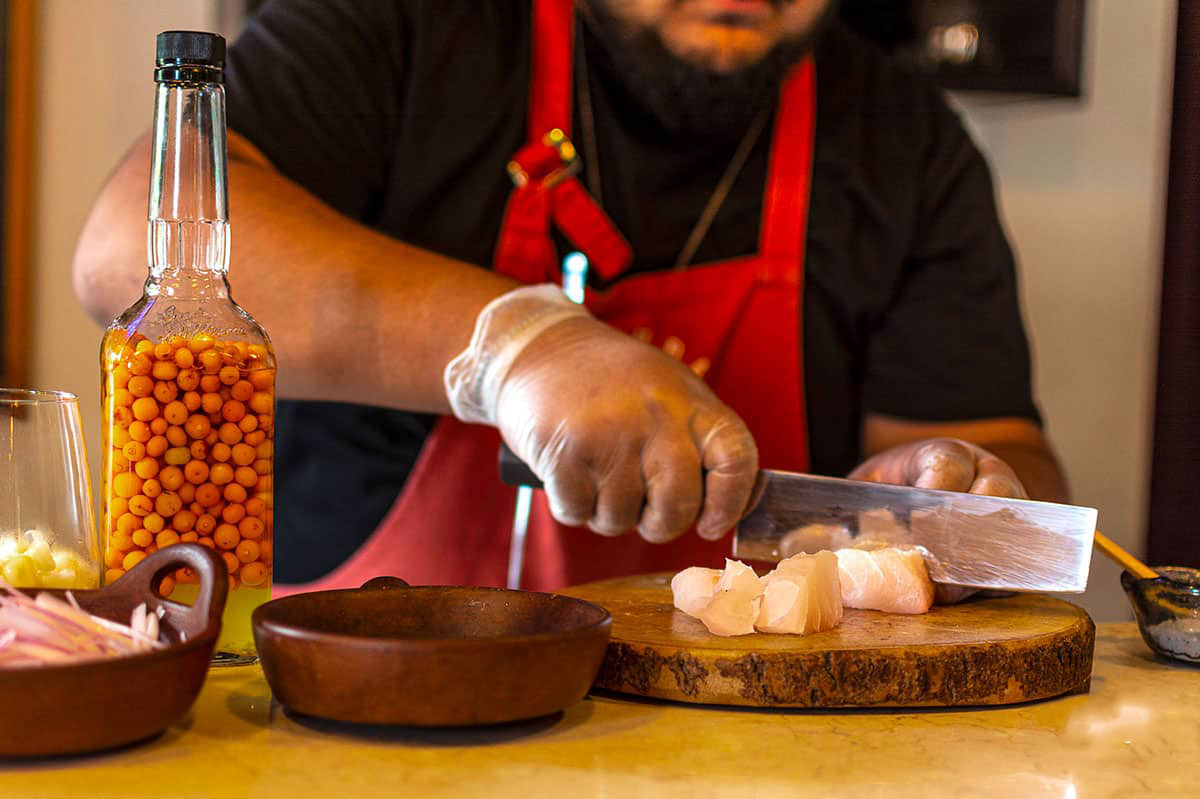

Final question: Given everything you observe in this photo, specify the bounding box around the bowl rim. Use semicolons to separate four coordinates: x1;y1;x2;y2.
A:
1123;565;1200;595
0;388;78;405
253;584;613;649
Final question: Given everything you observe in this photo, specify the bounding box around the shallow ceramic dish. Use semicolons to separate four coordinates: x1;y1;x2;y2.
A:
253;577;612;726
1121;566;1200;663
0;544;227;757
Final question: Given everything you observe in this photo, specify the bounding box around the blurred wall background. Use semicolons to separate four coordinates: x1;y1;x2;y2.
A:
953;0;1176;620
24;0;1175;619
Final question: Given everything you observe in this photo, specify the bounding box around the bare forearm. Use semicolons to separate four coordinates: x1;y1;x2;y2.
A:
73;133;517;414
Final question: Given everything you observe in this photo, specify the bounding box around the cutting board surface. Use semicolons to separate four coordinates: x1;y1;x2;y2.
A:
562;573;1095;708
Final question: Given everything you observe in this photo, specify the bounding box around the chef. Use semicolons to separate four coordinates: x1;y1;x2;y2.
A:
73;0;1067;591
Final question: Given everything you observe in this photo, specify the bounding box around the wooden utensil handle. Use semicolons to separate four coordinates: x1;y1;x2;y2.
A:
1094;531;1159;579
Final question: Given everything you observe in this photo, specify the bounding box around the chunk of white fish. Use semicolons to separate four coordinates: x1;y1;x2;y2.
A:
757;551;843;634
713;558;762;597
670;567;721;616
698;590;763;637
671;555;844;637
671;559;764;637
695;559;764;637
779;523;852;558
834;547;934;615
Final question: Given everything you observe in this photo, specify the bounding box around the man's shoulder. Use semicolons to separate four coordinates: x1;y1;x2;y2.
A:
243;0;530;56
811;19;969;184
400;0;531;46
814;21;950;123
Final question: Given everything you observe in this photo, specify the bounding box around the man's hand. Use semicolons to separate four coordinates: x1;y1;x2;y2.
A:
445;286;759;543
856;415;1067;503
848;437;1028;499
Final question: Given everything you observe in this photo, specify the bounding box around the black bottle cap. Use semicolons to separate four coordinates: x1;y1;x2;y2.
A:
156;31;225;69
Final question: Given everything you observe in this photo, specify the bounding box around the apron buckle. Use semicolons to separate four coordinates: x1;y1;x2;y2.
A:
507;128;580;189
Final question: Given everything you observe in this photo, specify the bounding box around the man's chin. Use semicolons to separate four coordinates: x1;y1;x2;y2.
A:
660;21;779;73
581;0;832;139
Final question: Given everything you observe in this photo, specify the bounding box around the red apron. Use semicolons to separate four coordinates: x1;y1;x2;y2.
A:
276;0;815;595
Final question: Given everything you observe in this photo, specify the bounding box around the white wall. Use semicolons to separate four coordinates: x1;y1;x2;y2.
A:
954;0;1176;621
29;0;224;526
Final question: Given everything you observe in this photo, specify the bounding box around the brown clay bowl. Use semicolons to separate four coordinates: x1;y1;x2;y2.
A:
0;544;227;757
252;577;613;726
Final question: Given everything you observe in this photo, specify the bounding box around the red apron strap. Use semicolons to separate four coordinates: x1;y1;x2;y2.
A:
492;189;557;284
552;179;633;279
494;0;632;283
530;0;575;142
759;58;817;266
493;0;574;283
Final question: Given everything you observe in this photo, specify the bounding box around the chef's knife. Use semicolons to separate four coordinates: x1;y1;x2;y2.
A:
498;455;1097;593
736;470;1095;592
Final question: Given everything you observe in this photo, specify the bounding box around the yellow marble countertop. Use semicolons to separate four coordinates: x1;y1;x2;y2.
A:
3;622;1196;798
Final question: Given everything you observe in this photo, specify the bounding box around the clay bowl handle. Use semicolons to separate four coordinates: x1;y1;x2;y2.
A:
359;576;409;591
115;544;229;636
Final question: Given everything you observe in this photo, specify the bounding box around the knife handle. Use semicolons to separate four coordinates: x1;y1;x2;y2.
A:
499;443;544;490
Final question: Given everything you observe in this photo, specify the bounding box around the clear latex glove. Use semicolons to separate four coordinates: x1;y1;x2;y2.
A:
848;437;1028;499
848;437;1027;605
445;284;758;543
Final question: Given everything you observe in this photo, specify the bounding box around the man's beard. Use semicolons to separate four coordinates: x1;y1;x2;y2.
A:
580;1;836;140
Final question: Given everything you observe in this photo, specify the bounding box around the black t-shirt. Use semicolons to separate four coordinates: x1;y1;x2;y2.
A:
226;0;1040;583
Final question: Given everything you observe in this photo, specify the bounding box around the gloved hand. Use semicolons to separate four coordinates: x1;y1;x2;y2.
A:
848;437;1027;499
445;284;758;542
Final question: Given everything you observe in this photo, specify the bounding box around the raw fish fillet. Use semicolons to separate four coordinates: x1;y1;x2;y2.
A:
670;559;765;637
834;547;934;615
698;590;762;637
696;559;764;636
671;556;846;637
756;581;809;635
670;567;721;616
856;508;913;548
757;551;843;634
779;523;853;558
714;559;762;596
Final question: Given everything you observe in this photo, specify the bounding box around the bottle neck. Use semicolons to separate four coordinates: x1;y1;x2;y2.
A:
146;78;230;288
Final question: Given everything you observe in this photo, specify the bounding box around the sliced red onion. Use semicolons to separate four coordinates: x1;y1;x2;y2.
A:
0;579;167;667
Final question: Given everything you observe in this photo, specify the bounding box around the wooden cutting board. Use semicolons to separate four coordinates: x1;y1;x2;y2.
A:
562;573;1095;708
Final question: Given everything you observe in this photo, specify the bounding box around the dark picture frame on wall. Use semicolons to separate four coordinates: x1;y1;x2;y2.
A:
840;0;1087;97
0;0;35;388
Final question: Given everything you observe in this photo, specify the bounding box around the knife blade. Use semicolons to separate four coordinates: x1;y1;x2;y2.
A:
497;453;1097;593
735;470;1096;592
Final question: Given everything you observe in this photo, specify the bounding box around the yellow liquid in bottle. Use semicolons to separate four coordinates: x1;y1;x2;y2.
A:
171;583;272;656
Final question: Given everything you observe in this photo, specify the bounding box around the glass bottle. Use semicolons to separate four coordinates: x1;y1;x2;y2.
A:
99;31;275;664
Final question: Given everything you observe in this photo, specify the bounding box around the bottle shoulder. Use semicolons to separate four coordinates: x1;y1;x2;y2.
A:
104;294;274;365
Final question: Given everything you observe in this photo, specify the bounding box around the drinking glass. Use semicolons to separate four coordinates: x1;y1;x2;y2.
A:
0;389;100;588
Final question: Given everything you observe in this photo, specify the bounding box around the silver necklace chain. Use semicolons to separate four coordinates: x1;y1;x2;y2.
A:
575;33;770;271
